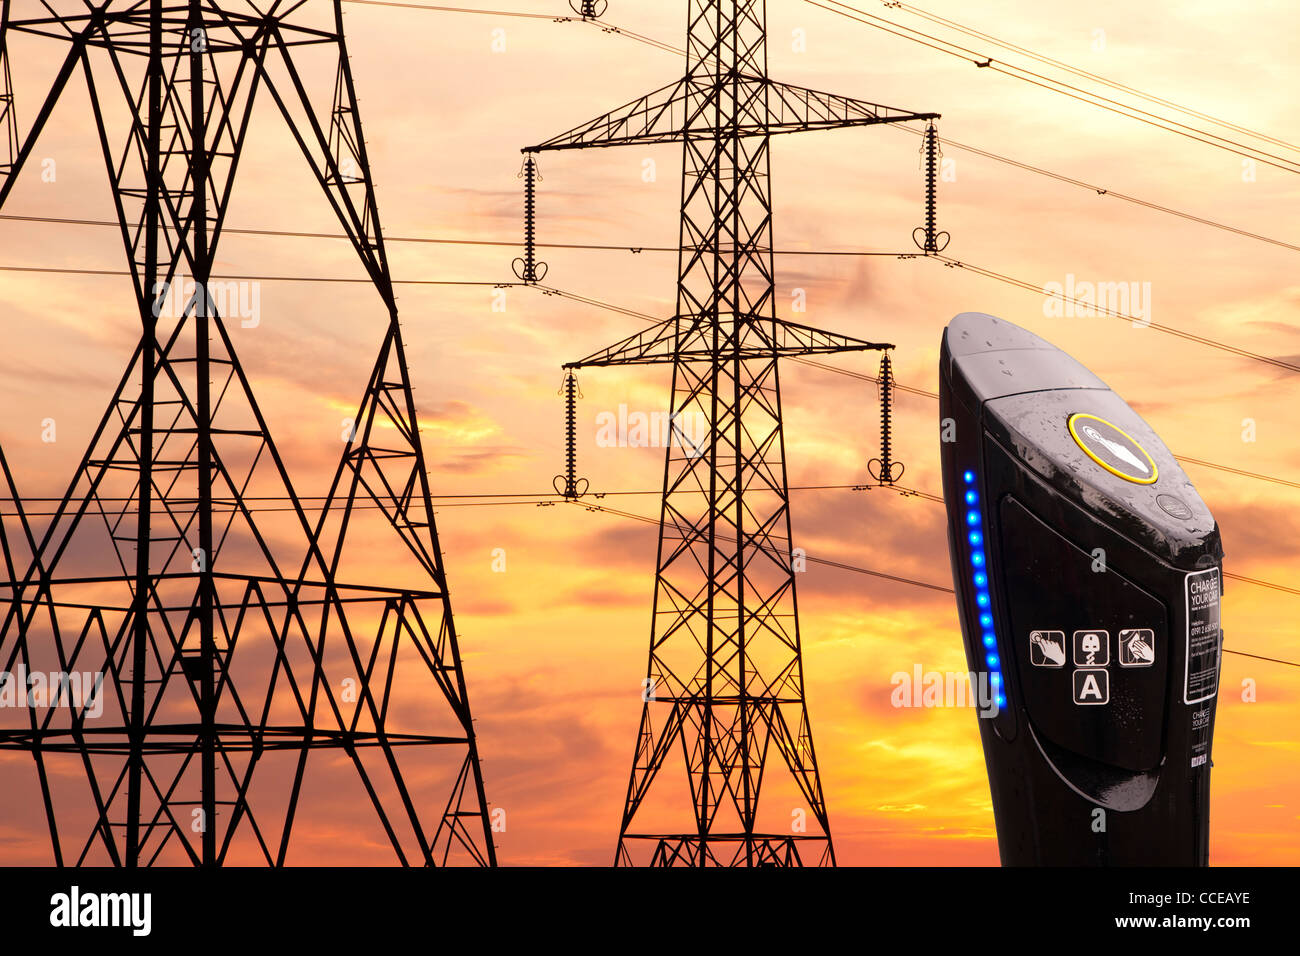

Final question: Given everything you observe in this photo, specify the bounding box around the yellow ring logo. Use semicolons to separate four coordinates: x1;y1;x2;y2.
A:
1067;413;1158;484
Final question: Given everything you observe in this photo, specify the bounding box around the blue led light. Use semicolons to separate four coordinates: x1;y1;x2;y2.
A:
961;467;1004;711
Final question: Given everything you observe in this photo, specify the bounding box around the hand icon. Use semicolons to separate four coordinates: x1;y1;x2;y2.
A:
1126;635;1154;664
1032;633;1065;666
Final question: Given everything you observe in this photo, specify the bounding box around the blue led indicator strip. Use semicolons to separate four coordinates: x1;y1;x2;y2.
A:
963;470;1006;708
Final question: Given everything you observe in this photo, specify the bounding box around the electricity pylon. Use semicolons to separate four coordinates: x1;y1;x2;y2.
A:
526;0;937;866
0;0;494;866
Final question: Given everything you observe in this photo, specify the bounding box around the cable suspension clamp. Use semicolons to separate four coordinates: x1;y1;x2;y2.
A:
912;120;950;254
568;0;608;18
868;351;904;485
554;370;589;499
512;154;548;283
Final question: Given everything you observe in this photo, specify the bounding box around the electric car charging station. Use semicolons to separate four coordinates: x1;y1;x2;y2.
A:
940;312;1224;866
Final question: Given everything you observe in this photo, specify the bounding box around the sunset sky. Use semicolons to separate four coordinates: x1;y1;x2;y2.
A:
0;0;1297;865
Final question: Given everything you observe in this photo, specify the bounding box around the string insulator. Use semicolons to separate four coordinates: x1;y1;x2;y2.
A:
553;370;589;499
912;121;950;254
512;154;548;283
569;0;608;18
868;351;904;486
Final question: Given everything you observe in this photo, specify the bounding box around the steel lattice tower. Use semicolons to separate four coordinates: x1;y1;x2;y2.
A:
0;0;494;866
526;0;937;866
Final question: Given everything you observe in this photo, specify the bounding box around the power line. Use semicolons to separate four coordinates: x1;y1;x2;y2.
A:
9;111;1300;263
890;1;1298;153
522;282;1300;606
339;2;566;20
803;0;1300;175
338;0;687;55
1224;571;1300;598
535;270;1300;384
82;266;1251;525
793;356;938;398
324;8;1300;269
0;498;555;516
1226;649;1300;669
0;482;898;508
0;262;507;286
792;360;1300;492
569;498;956;590
17;475;1288;595
0;211;907;257
340;0;1300;175
1173;456;1300;492
6;216;1298;382
573;499;1299;666
574;19;686;57
930;255;1300;375
4;226;1297;400
342;2;1300;254
325;4;1300;256
887;125;1300;256
523;283;1300;497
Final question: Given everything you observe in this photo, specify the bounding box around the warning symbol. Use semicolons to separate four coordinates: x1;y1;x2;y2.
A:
1072;668;1110;705
1119;628;1156;667
1029;630;1066;667
1072;629;1110;667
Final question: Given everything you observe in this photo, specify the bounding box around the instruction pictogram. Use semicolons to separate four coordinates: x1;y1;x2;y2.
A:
1119;628;1156;667
1029;630;1066;667
1072;668;1110;705
1073;629;1110;667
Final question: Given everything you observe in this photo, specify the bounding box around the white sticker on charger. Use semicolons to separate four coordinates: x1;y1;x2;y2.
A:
1184;568;1221;705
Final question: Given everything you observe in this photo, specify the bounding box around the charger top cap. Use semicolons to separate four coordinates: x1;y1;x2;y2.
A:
942;311;1219;570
